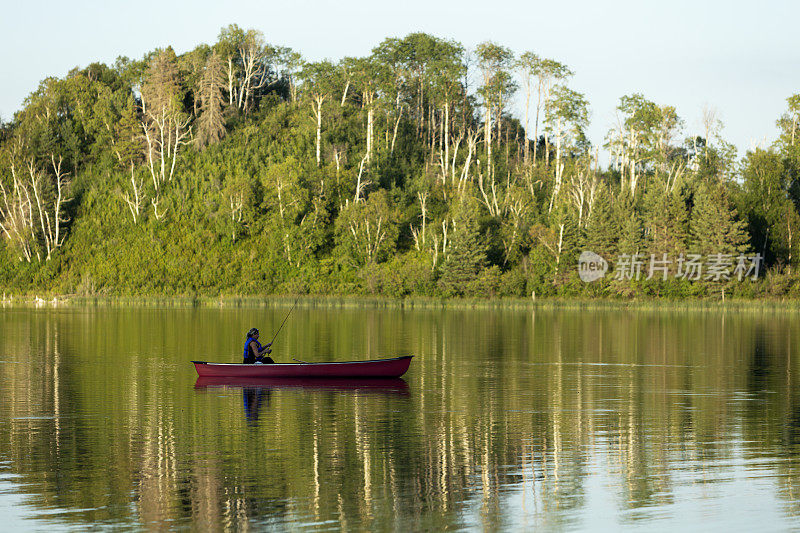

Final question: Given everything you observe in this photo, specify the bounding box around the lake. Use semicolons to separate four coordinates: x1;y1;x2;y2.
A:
1;305;800;531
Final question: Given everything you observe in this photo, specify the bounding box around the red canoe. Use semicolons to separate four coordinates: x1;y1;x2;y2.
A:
192;356;413;379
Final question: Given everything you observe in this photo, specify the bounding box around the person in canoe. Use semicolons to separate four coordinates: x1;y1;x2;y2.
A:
243;328;274;364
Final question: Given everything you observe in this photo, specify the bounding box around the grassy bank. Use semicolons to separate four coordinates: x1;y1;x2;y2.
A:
4;293;800;311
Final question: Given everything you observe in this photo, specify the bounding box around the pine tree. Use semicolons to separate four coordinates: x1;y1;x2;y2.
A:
616;212;643;255
643;186;688;257
690;183;750;255
437;216;487;297
615;191;644;256
583;185;618;258
196;52;227;149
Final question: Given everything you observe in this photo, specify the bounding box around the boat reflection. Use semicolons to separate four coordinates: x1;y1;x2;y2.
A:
194;376;410;395
242;387;270;424
196;377;410;427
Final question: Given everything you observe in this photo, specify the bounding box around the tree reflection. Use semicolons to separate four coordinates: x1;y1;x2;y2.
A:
1;308;800;529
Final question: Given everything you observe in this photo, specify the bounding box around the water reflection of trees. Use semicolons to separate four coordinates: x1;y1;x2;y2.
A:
1;308;800;529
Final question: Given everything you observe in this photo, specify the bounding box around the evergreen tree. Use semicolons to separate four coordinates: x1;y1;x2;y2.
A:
437;214;487;297
583;185;617;258
614;192;644;255
739;148;794;265
196;52;227;149
690;182;749;256
529;203;579;284
643;185;688;257
617;212;644;255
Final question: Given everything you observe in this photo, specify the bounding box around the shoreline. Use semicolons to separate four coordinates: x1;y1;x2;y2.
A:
3;293;800;311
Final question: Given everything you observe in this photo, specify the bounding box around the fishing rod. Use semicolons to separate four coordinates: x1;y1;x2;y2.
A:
270;297;299;346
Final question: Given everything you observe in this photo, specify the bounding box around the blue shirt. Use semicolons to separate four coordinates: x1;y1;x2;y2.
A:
243;336;264;363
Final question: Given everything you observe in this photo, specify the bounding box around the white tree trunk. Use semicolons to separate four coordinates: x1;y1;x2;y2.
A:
444;100;450;177
227;57;235;106
312;95;325;166
365;94;374;162
484;106;492;179
390;106;403;154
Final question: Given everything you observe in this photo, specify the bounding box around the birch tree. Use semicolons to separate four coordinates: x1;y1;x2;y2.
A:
336;189;398;265
390;33;437;138
0;157;69;262
545;85;589;211
777;94;800;160
262;158;308;265
372;38;408;155
606;94;660;197
337;57;356;106
215;25;243;107
655;104;681;171
531;58;573;167
429;40;466;179
216;25;274;112
139;48;192;193
274;46;304;103
517;51;540;164
351;57;383;163
122;164;144;224
236;29;271;112
475;42;516;179
300;61;336;166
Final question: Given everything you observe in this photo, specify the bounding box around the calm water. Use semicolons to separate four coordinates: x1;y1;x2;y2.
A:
1;306;800;531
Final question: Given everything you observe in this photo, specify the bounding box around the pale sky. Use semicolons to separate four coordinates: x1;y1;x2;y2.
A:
1;0;796;163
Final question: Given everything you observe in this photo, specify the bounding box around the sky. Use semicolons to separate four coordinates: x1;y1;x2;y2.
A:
0;0;797;163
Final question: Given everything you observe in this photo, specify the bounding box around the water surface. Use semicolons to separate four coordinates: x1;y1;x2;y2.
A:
1;306;800;530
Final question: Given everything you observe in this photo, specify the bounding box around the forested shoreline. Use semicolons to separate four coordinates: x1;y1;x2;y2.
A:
1;27;799;299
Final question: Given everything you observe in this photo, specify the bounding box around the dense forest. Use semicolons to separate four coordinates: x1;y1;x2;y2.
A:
1;27;799;299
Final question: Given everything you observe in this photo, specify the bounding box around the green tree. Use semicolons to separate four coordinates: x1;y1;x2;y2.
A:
349;56;385;163
139;48;191;193
642;185;688;257
528;57;573;167
178;44;211;116
607;94;681;197
437;212;487;297
300;61;336;167
777;94;800;158
740;148;796;265
516;51;541;164
545;85;589;211
91;85;140;167
583;185;618;258
617;212;644;256
427;38;465;178
690;182;750;256
475;42;516;178
335;189;398;266
261;157;309;266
